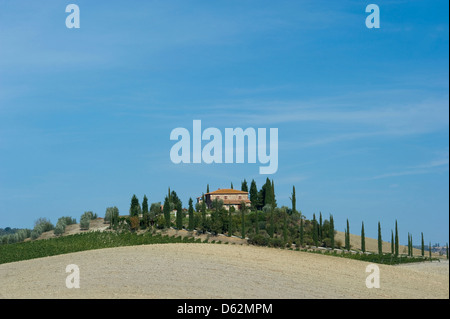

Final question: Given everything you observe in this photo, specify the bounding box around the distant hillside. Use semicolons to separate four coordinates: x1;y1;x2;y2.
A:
0;227;21;236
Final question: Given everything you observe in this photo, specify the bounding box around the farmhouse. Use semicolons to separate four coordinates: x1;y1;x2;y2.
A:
197;188;251;211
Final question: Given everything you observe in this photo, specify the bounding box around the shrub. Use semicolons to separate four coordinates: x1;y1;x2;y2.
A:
323;237;332;248
268;237;283;248
104;207;119;224
31;230;40;240
34;218;54;232
248;233;269;246
83;211;97;220
129;216;140;231
80;212;91;230
54;223;65;236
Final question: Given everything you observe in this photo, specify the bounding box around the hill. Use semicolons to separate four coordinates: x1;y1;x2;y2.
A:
31;218;440;257
0;243;447;299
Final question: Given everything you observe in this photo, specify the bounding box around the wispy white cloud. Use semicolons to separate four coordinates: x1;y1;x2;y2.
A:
368;155;449;181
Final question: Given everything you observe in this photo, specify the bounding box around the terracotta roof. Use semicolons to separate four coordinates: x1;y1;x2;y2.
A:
206;188;248;195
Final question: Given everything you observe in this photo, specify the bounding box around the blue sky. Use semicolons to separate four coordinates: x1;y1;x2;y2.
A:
0;1;448;245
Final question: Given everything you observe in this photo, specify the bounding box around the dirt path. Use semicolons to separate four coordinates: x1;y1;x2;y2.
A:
0;244;447;299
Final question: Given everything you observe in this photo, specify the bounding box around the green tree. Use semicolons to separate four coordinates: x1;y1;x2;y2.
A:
407;233;411;257
228;207;234;237
105;206;119;225
265;205;274;238
319;212;323;241
299;216;304;247
391;230;394;255
142;195;149;215
271;179;276;207
142;195;149;228
290;186;296;214
263;178;272;208
163;196;171;228
345;219;350;251
188;198;194;231
361;222;366;253
329;214;335;249
410;234;413;257
241;179;248;192
176;200;183;229
283;209;288;244
429;242;432;261
377;222;382;255
210;198;223;235
206;184;210;194
240;201;246;239
201;194;207;232
249;180;258;209
80;212;91;230
230;182;234;189
421;232;424;257
395;220;399;256
312;214;318;247
129;194;141;217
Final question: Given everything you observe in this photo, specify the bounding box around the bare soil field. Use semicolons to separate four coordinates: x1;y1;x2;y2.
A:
0;243;447;299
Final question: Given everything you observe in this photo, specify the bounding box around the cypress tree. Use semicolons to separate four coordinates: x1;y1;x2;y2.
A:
228;207;233;236
142;195;149;228
163;196;171;228
142;195;149;214
188;198;194;231
391;230;394;255
241;202;246;239
319;212;323;242
263;178;272;207
130;194;140;217
231;182;234;189
299;216;304;247
176;201;183;229
329;214;335;249
421;232;424;257
361;222;366;253
344;226;348;250
201;194;207;232
241;179;248;192
312;214;318;247
271;179;276;207
290;186;296;214
429;242;432;261
377;222;382;255
395;220;399;257
249;180;258;210
206;184;210;194
345;219;350;251
408;233;412;257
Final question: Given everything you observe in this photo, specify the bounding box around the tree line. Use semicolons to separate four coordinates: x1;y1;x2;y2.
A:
1;178;447;262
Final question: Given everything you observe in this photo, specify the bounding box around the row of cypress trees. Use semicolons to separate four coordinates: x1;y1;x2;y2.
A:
357;219;433;257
